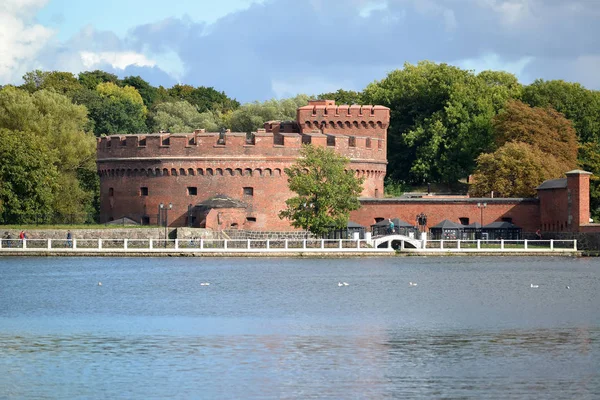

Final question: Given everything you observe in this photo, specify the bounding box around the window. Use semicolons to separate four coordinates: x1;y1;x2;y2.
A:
243;187;254;196
459;217;469;225
349;136;356;147
187;187;198;196
375;217;384;223
141;216;150;225
501;217;513;223
140;187;148;196
109;188;114;196
366;138;372;148
246;217;257;222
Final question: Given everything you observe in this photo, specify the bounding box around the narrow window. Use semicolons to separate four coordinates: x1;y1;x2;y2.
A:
243;187;254;196
349;136;356;147
187;187;198;196
140;187;148;196
109;188;114;196
366;138;372;148
246;217;257;222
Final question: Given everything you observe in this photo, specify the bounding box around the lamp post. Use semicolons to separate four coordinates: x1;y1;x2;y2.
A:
159;202;173;245
477;202;487;230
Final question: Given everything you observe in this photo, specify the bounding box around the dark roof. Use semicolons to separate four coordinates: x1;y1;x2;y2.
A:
536;178;567;190
196;194;247;209
371;218;413;228
431;219;462;229
347;221;365;228
465;222;482;229
483;221;521;229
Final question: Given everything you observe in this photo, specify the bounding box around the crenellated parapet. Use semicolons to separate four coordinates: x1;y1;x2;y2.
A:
297;100;389;141
97;128;386;162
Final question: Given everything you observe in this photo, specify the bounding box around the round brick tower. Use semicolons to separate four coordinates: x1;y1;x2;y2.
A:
96;100;390;230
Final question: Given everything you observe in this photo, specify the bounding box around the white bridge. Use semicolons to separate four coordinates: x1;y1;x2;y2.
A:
371;234;423;250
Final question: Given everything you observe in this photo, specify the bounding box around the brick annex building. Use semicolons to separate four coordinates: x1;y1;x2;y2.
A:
97;100;599;236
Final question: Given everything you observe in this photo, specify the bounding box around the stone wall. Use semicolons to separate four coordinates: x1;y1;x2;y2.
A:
1;228;166;240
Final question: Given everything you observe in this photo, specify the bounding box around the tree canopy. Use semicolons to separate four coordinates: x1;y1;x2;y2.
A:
0;87;97;223
363;61;521;184
279;145;364;236
469;101;578;197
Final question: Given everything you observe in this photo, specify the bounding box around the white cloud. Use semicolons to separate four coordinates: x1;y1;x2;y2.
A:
453;53;534;81
80;51;156;70
0;0;54;83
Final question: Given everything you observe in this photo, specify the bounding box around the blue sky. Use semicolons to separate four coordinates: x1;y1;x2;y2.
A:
1;0;599;102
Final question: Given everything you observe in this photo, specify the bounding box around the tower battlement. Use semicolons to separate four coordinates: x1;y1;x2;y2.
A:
297;100;389;138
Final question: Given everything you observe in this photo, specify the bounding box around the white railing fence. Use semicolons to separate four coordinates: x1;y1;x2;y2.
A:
0;238;578;253
420;239;577;251
0;238;380;252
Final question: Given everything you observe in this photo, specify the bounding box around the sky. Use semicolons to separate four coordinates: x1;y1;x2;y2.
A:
1;0;599;103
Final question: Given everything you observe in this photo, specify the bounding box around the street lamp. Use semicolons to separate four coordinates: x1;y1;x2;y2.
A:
159;202;173;244
477;202;487;228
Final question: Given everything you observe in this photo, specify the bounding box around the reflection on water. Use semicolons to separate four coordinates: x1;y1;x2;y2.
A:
0;256;599;399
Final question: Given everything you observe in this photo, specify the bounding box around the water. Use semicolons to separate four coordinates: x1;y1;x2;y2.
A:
0;256;599;399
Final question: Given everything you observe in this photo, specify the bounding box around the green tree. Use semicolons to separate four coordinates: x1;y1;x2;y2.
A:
73;85;148;135
523;79;600;144
78;70;120;90
0;87;96;223
122;75;158;108
21;70;83;98
279;145;364;236
167;84;240;113
150;101;220;132
229;95;311;133
318;89;363;104
0;129;58;223
363;62;520;184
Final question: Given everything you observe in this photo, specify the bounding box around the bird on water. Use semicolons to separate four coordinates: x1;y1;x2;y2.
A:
98;282;102;286
530;284;539;288
409;282;417;287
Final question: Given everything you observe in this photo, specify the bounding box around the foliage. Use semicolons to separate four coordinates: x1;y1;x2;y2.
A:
150;101;220;132
21;70;83;98
0;129;58;223
96;82;147;113
318;89;363;105
363;61;520;184
121;76;158;108
522;79;600;144
0;87;97;223
493;100;579;165
384;177;406;197
469;142;569;198
229;95;311;133
279;145;364;235
578;142;600;220
73;85;148;136
78;70;120;90
167;84;240;113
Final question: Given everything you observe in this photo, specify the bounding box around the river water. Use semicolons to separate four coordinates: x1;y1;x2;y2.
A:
0;256;599;399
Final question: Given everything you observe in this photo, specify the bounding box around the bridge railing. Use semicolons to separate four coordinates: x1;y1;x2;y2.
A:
0;238;381;252
422;239;577;251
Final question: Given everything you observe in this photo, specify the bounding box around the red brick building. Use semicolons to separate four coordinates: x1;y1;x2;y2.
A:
97;100;595;235
97;100;389;230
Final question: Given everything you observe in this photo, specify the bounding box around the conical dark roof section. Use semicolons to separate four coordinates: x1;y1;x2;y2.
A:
431;219;462;229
